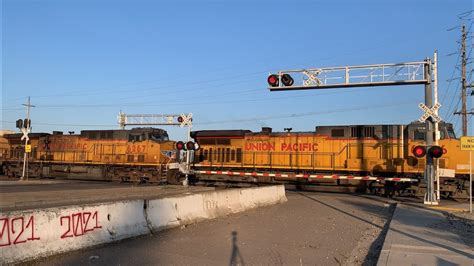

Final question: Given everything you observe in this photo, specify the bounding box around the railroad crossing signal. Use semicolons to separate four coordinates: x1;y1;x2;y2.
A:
179;113;193;128
418;102;442;123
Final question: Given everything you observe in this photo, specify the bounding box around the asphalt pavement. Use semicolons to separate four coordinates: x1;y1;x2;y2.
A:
34;191;394;266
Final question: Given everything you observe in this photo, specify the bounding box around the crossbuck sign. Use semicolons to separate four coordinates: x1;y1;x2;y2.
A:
20;128;30;142
179;113;193;128
418;103;442;123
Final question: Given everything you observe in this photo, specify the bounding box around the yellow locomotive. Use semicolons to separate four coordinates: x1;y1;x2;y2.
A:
2;128;176;182
190;122;472;198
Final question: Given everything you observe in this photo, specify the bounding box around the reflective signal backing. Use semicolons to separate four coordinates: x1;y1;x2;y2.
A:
281;74;294;86
428;146;443;158
412;145;426;158
267;74;279;87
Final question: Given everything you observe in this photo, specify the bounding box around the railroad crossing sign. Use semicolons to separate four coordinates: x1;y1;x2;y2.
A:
20;128;30;142
461;136;474;151
179;113;193;128
418;102;442;123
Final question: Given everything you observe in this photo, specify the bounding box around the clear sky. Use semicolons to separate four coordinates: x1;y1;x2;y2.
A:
1;0;472;140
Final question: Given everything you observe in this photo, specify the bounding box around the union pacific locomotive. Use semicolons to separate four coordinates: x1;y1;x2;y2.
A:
1;128;176;182
188;122;472;198
0;122;471;198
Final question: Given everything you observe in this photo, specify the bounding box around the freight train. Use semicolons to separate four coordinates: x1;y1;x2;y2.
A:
0;122;471;198
187;122;472;198
1;128;176;182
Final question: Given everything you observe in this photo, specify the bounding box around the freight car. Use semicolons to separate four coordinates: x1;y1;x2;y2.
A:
188;122;472;198
2;127;176;182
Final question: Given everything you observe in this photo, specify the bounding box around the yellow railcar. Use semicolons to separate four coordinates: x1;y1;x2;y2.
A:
191;122;472;198
3;128;175;182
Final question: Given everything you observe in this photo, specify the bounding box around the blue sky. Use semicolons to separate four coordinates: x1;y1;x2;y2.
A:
1;0;472;140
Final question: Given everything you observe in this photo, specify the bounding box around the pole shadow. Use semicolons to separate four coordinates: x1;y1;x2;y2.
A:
229;231;245;266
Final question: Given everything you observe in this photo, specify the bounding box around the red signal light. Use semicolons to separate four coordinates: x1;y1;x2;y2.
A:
177;116;184;123
412;145;426;158
185;142;195;151
428;146;443;158
267;74;279;87
281;73;294;86
176;141;184;150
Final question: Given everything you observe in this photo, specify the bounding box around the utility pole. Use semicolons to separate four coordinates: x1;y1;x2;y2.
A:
454;24;473;135
21;96;35;181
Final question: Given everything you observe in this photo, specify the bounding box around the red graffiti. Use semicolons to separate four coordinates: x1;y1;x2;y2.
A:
60;211;101;239
0;216;40;247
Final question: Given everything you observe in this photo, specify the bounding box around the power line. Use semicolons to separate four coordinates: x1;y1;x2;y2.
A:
1;100;418;129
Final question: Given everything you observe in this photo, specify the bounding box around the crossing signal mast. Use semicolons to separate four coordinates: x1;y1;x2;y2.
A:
267;54;442;205
117;111;198;186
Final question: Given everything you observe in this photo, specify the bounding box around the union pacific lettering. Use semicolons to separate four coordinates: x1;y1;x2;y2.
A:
46;142;88;151
245;143;318;152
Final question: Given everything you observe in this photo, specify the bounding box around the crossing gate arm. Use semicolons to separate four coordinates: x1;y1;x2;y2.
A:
194;170;419;183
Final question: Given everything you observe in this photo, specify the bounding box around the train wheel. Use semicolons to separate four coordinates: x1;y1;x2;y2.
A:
166;170;181;185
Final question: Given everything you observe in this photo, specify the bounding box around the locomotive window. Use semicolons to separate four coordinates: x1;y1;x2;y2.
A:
100;131;107;139
127;155;134;162
138;155;145;162
149;133;169;142
447;129;456;139
90;132;97;139
129;135;141;142
331;129;345;137
236;148;242;163
231;150;235;161
226;148;230;162
439;130;446;140
414;129;425;140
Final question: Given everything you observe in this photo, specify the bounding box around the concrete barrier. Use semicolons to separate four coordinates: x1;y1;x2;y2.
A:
0;185;286;264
